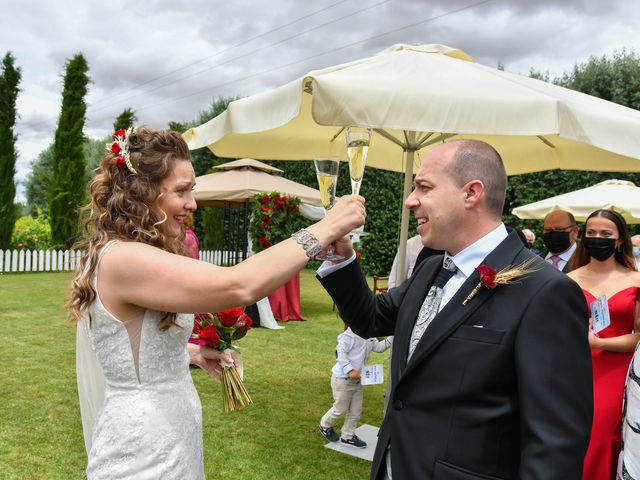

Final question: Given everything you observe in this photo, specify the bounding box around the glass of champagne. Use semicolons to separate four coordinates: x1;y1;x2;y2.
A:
313;156;344;261
346;126;372;237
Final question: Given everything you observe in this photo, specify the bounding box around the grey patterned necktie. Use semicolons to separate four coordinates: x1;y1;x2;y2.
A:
407;257;457;360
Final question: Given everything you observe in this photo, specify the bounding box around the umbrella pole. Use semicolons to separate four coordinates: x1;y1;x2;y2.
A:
396;135;416;285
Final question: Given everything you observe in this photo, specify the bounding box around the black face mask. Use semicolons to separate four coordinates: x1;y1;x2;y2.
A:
584;237;617;261
542;231;572;254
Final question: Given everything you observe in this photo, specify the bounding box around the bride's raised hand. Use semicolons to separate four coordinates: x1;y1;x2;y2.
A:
187;343;234;380
319;194;366;240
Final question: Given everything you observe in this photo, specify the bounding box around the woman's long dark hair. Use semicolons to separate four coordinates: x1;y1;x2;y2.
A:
567;209;637;271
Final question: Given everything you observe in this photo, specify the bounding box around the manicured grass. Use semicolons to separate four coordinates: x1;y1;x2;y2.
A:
0;270;390;479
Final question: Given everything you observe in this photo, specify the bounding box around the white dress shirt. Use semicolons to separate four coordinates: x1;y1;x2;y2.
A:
544;242;577;272
439;224;509;310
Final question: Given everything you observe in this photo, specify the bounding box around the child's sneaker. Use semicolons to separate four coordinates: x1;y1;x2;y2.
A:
340;434;367;448
318;425;339;442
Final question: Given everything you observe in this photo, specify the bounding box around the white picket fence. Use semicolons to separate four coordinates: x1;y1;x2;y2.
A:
0;249;237;273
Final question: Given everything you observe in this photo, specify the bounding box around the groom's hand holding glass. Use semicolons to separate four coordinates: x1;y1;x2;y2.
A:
325;234;357;263
316;195;365;261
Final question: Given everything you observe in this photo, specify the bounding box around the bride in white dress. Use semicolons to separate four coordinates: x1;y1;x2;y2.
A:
69;126;365;479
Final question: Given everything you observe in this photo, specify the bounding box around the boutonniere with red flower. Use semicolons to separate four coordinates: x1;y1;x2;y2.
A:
462;258;539;306
190;308;253;412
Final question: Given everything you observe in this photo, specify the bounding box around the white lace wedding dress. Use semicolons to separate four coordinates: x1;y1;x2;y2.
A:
77;262;204;479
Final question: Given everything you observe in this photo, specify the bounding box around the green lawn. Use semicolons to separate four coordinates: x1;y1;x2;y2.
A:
0;269;389;479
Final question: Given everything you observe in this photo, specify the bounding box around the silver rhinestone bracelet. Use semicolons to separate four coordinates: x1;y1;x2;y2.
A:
291;229;322;260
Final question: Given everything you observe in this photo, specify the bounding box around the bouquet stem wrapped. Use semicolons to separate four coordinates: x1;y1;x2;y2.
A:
219;348;253;412
192;309;253;413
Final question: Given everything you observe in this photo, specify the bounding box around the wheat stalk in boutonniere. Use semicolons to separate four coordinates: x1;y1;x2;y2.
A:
462;258;541;306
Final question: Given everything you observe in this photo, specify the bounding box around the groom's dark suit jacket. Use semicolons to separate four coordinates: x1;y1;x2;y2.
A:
319;232;592;480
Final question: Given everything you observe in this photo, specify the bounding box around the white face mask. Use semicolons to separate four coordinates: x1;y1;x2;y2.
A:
633;247;640;257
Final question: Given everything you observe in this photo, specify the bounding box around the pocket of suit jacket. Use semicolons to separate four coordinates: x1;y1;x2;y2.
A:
450;325;505;345
434;459;506;480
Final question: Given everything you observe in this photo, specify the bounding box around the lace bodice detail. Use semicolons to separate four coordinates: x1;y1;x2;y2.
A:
87;297;192;389
83;256;204;480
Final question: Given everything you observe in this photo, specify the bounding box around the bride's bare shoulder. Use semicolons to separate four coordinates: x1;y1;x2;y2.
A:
105;240;164;255
99;241;172;271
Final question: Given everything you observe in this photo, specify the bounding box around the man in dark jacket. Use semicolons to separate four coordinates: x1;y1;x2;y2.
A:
318;139;592;479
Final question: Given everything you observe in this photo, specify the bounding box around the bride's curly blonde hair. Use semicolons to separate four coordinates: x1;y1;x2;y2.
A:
68;126;191;329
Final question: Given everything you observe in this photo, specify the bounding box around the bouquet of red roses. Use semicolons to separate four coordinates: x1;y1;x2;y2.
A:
191;308;253;413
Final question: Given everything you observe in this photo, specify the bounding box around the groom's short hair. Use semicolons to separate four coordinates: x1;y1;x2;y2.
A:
444;140;507;219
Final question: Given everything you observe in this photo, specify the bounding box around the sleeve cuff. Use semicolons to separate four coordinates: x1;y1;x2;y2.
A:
342;363;355;375
316;252;357;278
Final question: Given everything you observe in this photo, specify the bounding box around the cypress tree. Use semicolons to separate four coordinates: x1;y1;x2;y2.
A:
113;108;137;131
49;53;90;248
0;52;22;249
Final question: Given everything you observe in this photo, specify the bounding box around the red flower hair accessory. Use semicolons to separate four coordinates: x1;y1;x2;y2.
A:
106;127;137;175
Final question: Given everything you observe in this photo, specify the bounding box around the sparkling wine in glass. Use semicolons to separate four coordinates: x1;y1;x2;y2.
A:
313;156;344;261
346;127;372;237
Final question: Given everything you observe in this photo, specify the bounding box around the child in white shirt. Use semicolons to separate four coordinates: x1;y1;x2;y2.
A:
319;327;392;448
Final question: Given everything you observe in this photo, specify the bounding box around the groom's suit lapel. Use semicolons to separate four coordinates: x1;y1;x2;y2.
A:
399;232;525;380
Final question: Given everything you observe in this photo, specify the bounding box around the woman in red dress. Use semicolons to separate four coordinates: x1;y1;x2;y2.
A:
567;209;640;480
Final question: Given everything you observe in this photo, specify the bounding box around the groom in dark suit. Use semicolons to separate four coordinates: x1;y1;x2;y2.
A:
317;140;592;480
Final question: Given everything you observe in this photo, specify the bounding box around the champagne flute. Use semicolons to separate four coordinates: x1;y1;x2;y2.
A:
346;126;372;237
313;156;344;261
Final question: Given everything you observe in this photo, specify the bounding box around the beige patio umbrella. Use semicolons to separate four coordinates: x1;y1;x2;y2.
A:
512;179;640;223
193;158;322;207
183;43;640;283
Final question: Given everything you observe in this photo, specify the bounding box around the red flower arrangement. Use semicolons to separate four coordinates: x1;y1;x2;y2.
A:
191;308;253;412
249;192;306;253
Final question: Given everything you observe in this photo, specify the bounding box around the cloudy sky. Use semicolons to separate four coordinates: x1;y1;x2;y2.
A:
3;0;639;201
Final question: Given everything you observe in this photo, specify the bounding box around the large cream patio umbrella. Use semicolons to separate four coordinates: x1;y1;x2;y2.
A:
183;43;640;283
193;158;322;207
512;179;640;224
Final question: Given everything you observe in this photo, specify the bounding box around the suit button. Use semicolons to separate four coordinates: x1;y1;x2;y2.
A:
393;399;404;410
